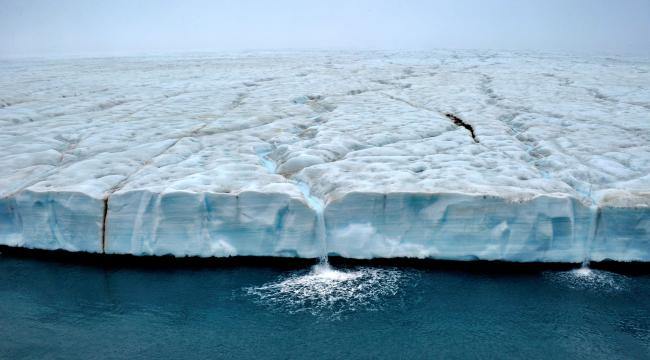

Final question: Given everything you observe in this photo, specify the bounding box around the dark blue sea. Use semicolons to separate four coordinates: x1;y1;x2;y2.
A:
0;255;649;359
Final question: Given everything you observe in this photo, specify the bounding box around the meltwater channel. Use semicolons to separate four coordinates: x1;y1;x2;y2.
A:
1;253;649;359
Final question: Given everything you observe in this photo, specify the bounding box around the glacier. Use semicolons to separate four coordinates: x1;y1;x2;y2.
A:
1;50;649;262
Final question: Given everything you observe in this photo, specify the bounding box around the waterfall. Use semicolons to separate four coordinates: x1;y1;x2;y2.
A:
581;177;599;269
249;150;409;318
582;205;601;270
296;181;329;267
257;149;329;265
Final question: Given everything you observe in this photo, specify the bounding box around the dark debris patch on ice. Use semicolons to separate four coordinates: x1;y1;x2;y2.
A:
445;113;479;143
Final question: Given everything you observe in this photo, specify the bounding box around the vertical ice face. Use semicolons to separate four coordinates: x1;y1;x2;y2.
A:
0;191;104;252
295;181;328;264
591;206;650;262
324;192;594;262
0;51;649;261
106;190;319;258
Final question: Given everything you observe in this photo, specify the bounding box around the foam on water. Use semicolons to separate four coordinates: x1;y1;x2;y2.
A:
245;264;410;318
544;266;629;292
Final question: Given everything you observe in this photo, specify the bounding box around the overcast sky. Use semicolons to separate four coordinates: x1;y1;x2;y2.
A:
1;0;649;58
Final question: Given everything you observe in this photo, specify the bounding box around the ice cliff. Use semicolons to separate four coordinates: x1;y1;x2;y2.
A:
1;51;649;262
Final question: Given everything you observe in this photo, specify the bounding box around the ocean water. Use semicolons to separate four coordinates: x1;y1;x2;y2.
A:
0;256;649;359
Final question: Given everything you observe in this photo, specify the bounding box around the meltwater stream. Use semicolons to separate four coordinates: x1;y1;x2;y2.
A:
251;149;636;319
257;149;329;264
295;181;328;266
253;150;409;316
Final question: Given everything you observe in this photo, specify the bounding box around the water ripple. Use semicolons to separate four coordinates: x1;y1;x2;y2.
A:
544;267;629;292
244;264;412;318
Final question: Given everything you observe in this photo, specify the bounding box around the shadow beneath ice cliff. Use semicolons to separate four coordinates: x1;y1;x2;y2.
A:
1;245;649;274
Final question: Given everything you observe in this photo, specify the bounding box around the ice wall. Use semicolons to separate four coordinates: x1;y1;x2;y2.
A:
325;192;595;262
105;190;319;258
0;191;104;253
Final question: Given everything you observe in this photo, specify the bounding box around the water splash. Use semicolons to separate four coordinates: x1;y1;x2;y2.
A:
252;149;409;318
544;265;629;292
245;265;411;318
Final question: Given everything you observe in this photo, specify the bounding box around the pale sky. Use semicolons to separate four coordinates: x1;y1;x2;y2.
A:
1;0;649;58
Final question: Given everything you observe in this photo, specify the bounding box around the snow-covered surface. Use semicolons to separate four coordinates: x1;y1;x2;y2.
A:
1;50;649;261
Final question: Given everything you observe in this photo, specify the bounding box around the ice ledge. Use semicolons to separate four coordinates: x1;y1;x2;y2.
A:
105;189;319;258
0;190;648;262
0;190;104;253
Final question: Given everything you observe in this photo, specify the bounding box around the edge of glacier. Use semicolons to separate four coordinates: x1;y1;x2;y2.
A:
1;189;648;262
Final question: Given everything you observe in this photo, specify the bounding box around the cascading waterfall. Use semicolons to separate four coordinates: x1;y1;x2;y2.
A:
296;181;329;267
580;180;598;271
256;149;329;263
544;196;625;291
250;148;407;317
575;205;601;277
